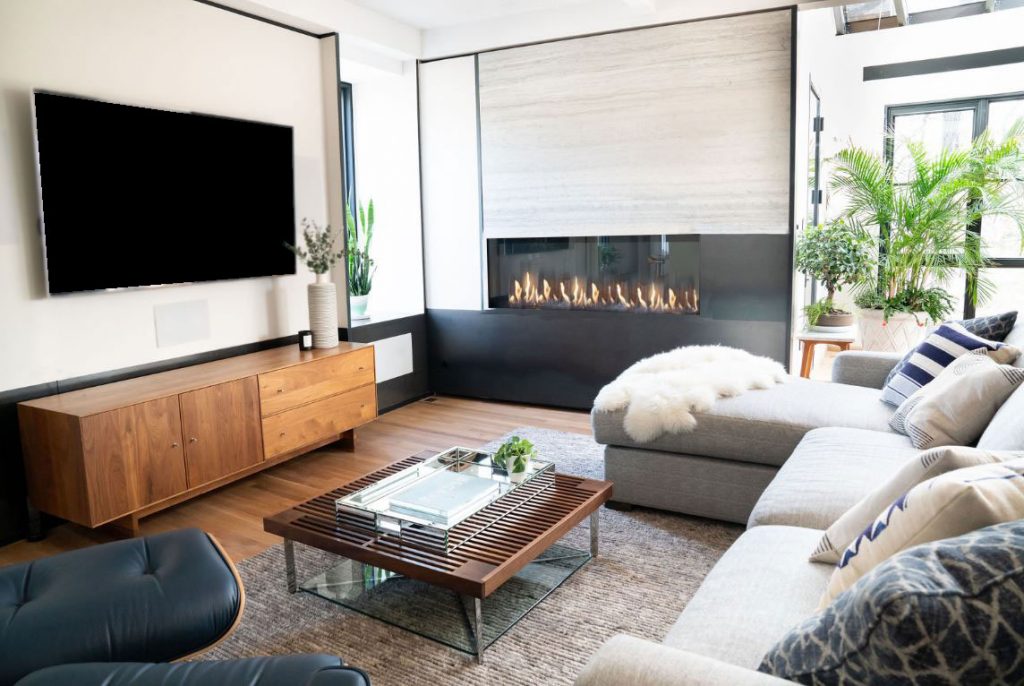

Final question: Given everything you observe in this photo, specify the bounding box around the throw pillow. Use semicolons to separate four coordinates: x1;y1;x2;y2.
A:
889;350;1024;449
882;311;1019;390
978;385;1024;451
818;457;1024;608
809;445;1023;564
881;321;1015;407
761;520;1024;685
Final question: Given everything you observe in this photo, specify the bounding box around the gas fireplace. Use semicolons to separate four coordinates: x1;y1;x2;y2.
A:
487;235;700;314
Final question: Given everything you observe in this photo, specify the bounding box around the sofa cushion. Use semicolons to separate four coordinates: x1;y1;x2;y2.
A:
13;656;370;686
1007;323;1024;368
592;378;895;467
0;529;242;686
760;520;1024;685
882;311;1019;389
890;351;1024;449
978;384;1024;450
821;458;1024;608
747;428;918;530
811;445;1023;564
662;525;832;669
881;322;1014;407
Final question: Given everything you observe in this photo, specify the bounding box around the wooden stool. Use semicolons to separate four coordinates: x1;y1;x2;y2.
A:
797;331;855;379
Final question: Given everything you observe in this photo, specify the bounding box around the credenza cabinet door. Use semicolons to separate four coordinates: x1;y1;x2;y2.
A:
179;377;264;486
80;397;188;523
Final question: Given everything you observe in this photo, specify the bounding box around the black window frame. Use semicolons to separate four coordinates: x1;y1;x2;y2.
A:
340;81;357;211
884;91;1024;319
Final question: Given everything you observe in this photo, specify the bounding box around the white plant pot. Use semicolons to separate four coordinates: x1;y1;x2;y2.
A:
307;273;339;349
509;470;529;483
350;294;370;321
857;309;928;353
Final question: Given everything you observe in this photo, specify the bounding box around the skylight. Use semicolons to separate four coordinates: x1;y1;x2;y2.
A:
834;0;1024;33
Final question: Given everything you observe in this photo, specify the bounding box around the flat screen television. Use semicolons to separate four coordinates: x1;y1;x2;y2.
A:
32;91;296;294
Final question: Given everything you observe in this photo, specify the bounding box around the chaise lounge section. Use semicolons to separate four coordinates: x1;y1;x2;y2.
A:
580;320;1024;685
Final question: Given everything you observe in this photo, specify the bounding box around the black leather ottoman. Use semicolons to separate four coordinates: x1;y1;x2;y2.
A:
14;656;370;686
0;528;242;685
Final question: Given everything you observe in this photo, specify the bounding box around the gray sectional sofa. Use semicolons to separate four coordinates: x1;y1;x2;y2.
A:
579;321;1024;685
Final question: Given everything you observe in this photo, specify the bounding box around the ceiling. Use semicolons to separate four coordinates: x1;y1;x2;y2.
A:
349;0;598;29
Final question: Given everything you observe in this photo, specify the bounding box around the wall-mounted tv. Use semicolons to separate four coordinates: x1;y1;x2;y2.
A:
32;91;296;294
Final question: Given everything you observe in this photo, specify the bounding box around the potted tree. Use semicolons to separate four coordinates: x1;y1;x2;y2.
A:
795;220;872;330
285;219;343;349
345;198;376;321
829;124;1024;352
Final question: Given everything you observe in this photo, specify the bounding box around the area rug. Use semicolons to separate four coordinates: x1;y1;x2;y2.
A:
207;427;742;685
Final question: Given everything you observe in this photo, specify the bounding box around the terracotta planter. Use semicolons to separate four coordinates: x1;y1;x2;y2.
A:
857;309;929;353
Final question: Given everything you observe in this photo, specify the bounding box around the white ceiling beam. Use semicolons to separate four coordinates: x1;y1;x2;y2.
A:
833;5;848;34
893;0;910;25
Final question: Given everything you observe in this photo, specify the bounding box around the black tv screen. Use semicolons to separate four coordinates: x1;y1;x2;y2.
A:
33;91;296;294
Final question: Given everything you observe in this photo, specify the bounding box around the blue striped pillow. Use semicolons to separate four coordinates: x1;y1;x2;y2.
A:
881;322;1005;407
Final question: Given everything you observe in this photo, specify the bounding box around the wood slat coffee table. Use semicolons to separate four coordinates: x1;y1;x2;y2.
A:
264;449;613;662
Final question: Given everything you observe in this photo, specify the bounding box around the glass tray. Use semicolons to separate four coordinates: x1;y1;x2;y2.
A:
335;447;553;553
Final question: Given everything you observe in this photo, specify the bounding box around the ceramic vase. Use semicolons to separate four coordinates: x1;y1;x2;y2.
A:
307;272;339;349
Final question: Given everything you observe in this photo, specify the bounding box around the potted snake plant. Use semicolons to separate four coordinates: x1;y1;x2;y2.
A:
345;198;375;321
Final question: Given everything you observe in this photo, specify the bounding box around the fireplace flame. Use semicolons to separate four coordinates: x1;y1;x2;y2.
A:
506;273;698;314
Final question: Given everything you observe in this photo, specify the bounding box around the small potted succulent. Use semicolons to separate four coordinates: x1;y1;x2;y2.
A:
492;436;537;483
345;197;376;321
794;219;872;330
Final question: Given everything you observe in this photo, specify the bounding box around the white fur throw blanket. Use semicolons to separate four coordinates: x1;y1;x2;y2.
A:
593;345;789;443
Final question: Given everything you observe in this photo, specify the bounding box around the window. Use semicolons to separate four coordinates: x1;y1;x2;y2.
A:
340;81;357;210
835;0;1024;33
887;93;1024;318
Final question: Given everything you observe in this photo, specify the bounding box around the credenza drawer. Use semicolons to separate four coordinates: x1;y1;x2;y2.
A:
258;347;374;416
262;384;376;459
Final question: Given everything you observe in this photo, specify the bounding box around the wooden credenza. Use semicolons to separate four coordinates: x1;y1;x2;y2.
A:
18;343;376;533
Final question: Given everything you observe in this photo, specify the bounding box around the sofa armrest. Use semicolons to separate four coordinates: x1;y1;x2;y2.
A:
831;351;902;389
574;635;790;686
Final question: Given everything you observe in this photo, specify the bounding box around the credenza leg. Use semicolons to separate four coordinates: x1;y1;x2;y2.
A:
284;538;297;593
105;513;140;539
26;499;44;542
338;429;356;452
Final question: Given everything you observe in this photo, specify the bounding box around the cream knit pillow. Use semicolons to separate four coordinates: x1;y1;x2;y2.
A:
809;446;1023;564
819;458;1024;609
890;349;1024;449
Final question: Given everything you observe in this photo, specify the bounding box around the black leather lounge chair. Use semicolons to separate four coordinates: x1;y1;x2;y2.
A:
0;528;369;686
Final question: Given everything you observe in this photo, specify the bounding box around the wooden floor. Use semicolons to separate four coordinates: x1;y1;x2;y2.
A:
0;396;590;567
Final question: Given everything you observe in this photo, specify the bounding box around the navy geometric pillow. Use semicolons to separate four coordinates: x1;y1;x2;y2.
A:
883;311;1018;390
759;520;1024;684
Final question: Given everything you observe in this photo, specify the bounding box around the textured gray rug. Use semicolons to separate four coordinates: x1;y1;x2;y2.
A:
207;428;741;685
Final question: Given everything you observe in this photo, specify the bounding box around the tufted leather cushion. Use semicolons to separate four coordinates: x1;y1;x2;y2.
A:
13;656;370;686
0;528;242;685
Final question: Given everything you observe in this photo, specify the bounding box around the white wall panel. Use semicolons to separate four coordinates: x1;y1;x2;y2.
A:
419;56;483;310
478;10;792;238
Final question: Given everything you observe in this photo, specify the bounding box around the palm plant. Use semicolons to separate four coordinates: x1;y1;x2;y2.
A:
344;197;375;297
829;122;1024;322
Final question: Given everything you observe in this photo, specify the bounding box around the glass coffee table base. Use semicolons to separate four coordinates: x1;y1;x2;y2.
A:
296;542;591;663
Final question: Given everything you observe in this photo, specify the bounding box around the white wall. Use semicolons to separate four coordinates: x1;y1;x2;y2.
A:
345;60;425;319
802;7;1024;196
0;0;337;392
418;56;483;311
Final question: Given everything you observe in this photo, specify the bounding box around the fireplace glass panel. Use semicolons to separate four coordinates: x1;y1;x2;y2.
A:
487;236;699;314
